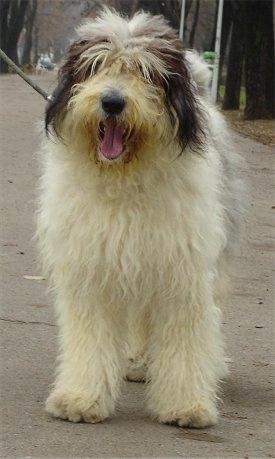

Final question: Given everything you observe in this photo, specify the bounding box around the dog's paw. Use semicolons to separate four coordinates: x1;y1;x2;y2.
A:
156;403;218;428
126;358;147;382
45;391;108;423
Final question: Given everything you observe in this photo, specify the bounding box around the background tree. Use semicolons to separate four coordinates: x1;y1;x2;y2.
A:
137;0;191;31
2;0;273;120
0;0;229;85
209;0;218;51
21;0;38;65
243;0;274;119
80;0;191;33
189;0;200;47
218;0;234;87
222;1;244;110
0;0;29;73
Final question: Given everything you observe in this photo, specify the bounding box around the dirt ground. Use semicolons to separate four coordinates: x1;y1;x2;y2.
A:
223;111;275;147
0;73;274;458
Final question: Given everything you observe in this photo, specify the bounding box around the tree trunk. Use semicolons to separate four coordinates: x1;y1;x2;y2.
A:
218;0;234;85
0;0;29;72
222;3;244;110
210;0;218;50
21;0;38;65
189;0;200;48
244;0;274;119
0;0;11;73
7;0;29;63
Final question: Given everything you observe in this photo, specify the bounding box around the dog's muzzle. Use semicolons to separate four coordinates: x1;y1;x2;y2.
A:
99;91;128;161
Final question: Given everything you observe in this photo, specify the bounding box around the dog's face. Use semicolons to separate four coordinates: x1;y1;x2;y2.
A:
46;8;203;164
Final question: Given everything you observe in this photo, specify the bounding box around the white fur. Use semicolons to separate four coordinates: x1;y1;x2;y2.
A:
37;9;243;428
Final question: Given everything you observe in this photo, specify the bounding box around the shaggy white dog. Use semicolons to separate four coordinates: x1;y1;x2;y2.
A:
37;8;243;428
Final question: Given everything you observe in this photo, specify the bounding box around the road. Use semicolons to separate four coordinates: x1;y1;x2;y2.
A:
0;73;274;458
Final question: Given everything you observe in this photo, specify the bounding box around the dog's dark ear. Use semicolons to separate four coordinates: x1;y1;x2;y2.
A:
45;74;71;137
45;40;91;136
165;51;205;152
150;38;205;152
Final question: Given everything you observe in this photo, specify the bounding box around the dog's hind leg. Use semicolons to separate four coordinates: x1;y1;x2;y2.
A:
126;307;150;382
146;277;227;428
45;294;126;423
126;355;147;383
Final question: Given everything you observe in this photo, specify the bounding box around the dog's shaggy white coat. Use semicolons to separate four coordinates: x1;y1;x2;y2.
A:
37;8;243;427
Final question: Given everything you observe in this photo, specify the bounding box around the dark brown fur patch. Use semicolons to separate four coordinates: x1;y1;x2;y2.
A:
148;37;205;151
45;40;93;136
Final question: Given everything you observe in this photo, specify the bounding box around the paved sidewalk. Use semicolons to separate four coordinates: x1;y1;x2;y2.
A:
0;74;274;458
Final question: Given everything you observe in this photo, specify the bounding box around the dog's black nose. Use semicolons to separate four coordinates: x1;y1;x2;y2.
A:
101;93;126;115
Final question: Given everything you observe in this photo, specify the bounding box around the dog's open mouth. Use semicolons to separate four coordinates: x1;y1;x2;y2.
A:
99;118;129;160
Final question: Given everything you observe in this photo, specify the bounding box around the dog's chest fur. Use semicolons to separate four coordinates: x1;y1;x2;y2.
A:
39;145;225;307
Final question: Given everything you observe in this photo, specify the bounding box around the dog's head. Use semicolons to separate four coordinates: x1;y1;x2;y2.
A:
46;8;204;164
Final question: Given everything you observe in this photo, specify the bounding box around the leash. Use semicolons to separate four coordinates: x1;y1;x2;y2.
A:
0;48;53;102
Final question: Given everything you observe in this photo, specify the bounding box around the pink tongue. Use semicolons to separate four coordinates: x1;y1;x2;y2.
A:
100;118;124;160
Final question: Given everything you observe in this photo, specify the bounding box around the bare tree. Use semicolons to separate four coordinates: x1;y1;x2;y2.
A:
244;0;274;119
218;0;234;85
34;0;82;61
0;0;29;72
209;0;218;51
21;0;38;64
189;0;200;47
222;2;244;110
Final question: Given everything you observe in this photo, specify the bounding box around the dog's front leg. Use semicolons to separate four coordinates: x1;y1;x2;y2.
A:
146;280;227;428
46;294;125;423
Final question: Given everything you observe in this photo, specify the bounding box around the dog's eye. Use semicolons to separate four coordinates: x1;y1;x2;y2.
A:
91;58;103;75
136;63;152;82
136;63;162;88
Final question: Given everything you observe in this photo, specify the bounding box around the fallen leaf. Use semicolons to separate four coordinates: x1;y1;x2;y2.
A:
23;275;45;280
178;429;223;443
